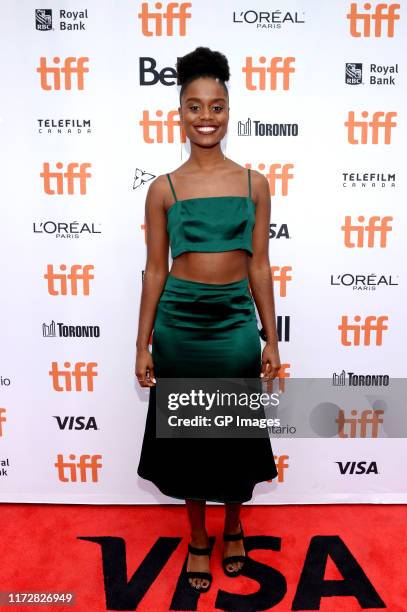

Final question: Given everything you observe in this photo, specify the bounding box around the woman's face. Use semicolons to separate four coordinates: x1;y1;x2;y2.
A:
179;76;229;148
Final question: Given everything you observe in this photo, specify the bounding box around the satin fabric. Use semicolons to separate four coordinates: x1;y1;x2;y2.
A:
166;195;256;259
137;274;279;503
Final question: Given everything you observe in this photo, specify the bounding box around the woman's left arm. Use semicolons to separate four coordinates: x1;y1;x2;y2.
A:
248;170;281;381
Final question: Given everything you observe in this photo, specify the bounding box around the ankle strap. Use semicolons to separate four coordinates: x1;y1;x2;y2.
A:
223;529;243;541
188;543;211;556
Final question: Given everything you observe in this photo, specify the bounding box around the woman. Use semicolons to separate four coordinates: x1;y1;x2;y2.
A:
135;47;280;593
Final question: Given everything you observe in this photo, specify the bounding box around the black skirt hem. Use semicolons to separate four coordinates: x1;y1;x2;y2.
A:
137;469;277;504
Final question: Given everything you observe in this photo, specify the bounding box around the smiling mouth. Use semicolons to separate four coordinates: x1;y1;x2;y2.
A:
194;126;218;134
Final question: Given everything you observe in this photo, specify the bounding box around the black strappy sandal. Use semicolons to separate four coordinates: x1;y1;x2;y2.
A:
186;542;213;593
222;520;246;577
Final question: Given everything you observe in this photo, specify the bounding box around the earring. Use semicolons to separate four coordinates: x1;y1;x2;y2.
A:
180;140;183;161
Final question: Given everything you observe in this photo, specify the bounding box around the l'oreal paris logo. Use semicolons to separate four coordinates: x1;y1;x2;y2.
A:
232;10;305;28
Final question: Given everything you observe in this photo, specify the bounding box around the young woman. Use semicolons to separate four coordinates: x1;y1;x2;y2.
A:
136;47;280;593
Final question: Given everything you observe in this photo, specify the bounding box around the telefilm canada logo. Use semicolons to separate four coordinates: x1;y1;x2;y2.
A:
37;118;92;135
341;171;396;188
345;62;399;85
35;8;89;31
238;118;298;137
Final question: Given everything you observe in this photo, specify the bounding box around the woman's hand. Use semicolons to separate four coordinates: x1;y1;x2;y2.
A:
135;347;156;387
260;342;281;381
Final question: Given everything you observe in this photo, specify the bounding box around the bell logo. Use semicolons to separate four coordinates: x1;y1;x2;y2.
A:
139;110;186;143
347;3;400;37
55;453;102;482
336;409;384;437
345;111;397;144
44;264;95;296
36;56;89;90
243;57;296;90
341;216;393;247
338;315;389;346
49;362;98;392
271;266;292;297
40;162;92;195
138;2;192;36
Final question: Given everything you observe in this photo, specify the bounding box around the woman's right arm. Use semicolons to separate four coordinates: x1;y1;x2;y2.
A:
135;176;170;387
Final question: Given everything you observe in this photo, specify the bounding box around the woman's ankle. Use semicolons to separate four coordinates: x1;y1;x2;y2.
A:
190;529;209;547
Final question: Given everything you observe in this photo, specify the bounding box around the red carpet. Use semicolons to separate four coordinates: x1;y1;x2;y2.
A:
1;503;406;611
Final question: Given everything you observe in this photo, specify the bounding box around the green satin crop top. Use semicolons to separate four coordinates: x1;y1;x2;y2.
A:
166;168;255;259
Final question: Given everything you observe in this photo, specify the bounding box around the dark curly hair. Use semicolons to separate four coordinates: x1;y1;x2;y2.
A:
176;46;230;102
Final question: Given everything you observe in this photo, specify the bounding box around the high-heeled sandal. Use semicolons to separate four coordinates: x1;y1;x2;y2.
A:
186;542;213;593
222;520;246;577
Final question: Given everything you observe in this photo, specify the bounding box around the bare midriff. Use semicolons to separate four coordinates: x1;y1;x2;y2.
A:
170;250;250;284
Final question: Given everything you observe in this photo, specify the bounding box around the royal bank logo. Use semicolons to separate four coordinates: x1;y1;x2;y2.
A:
35;8;89;32
35;9;53;30
345;62;398;86
346;63;363;84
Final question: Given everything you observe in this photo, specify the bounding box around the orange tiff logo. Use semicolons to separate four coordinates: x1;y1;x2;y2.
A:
138;2;192;36
347;2;400;37
246;163;294;196
36;57;89;90
139;110;186;143
271;266;292;297
270;455;289;483
49;362;98;392
341;216;393;247
40;162;92;195
0;407;6;437
243;57;295;90
338;315;388;346
55;454;102;482
336;409;384;437
345;111;397;144
44;265;95;295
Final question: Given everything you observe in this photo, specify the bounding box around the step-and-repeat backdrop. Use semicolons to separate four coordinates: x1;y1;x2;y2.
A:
0;1;405;504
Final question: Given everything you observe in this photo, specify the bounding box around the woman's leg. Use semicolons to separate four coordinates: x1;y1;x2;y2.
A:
223;502;245;572
185;499;210;589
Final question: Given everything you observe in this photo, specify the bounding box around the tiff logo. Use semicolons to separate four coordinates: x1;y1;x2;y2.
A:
341;216;392;247
44;265;95;295
139;110;186;143
40;162;92;195
345;111;397;144
336;409;384;437
338;315;388;346
243;57;295;90
138;2;192;36
49;362;98;392
271;266;292;298
37;57;89;90
247;163;294;196
55;453;102;481
347;2;400;37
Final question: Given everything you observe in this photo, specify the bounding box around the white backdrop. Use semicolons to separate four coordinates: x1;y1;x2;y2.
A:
0;0;406;504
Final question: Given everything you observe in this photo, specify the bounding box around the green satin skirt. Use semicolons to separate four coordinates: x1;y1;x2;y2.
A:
137;273;278;503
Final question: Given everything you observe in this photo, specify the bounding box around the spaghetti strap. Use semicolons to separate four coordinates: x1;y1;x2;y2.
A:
166;173;178;203
247;168;252;199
